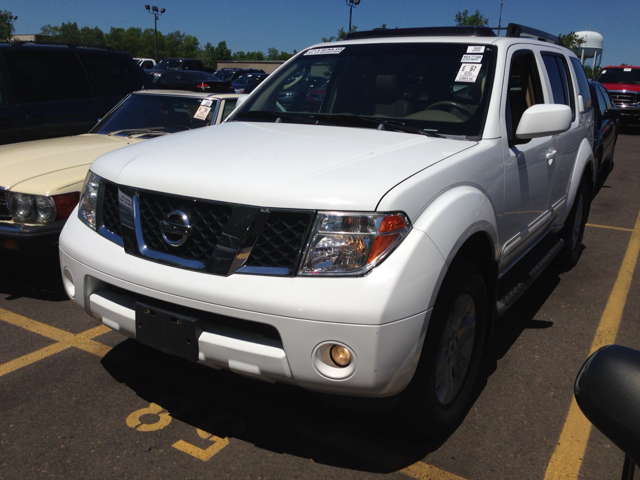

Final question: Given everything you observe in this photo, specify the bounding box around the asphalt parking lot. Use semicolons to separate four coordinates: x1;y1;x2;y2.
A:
1;129;640;479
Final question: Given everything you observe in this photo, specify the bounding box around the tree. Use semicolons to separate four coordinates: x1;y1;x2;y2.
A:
322;26;356;43
1;10;17;42
558;32;585;55
455;10;489;27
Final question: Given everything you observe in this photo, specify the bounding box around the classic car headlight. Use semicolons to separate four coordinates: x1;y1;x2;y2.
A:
78;171;102;230
299;212;411;276
7;192;79;223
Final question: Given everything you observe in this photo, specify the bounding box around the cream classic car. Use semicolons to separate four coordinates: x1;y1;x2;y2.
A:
0;90;242;252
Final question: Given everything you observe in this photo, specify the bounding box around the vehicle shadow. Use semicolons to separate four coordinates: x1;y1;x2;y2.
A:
99;262;565;474
0;251;67;301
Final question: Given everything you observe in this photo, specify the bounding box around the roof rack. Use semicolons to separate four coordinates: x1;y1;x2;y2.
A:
505;23;562;46
344;26;496;40
8;40;115;51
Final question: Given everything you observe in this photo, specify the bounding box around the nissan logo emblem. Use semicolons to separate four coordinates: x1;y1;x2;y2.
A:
159;210;192;247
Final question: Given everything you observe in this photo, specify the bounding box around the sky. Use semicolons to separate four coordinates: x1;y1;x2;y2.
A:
3;0;639;67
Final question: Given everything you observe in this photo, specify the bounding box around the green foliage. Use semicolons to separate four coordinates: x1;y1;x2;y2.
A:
582;64;601;80
322;26;357;43
558;32;585;55
0;10;16;42
455;10;489;26
37;21;292;68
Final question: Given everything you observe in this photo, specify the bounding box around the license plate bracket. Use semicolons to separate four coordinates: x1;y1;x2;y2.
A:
135;302;202;362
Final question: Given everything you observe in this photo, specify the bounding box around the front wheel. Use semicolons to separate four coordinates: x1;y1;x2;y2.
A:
403;261;488;437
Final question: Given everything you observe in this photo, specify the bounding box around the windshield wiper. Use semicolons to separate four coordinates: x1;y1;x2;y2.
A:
233;110;317;124
108;129;169;137
309;114;447;138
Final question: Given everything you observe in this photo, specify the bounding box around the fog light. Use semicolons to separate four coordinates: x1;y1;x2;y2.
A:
62;267;75;298
330;344;352;367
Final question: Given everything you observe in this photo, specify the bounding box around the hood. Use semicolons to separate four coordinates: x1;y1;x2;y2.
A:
0;134;140;194
91;122;476;212
600;82;640;93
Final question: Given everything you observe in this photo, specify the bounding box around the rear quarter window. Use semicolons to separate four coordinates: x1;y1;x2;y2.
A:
1;49;92;103
79;53;144;97
570;57;593;111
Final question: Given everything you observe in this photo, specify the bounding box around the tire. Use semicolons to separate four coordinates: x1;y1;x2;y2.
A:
403;261;488;437
556;177;590;269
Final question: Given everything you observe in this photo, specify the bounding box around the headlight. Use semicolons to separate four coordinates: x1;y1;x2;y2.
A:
7;192;77;223
78;171;102;230
299;212;410;276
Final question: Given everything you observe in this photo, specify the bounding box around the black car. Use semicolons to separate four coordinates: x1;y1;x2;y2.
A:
0;42;152;145
150;70;233;93
232;73;269;93
212;68;265;82
589;80;619;177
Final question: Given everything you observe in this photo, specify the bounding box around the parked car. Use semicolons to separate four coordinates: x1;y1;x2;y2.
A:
134;57;156;69
149;70;233;93
150;57;213;73
232;73;269;93
213;68;265;82
60;24;595;437
0;90;243;252
0;42;152;145
589;80;619;177
276;74;326;109
595;66;640;125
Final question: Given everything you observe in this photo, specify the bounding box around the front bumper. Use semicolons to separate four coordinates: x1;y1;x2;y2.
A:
59;211;445;397
0;221;64;252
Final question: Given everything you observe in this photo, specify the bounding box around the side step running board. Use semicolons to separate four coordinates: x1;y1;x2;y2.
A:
496;236;564;318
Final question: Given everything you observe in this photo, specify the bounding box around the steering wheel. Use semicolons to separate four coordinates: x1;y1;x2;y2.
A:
425;101;473;117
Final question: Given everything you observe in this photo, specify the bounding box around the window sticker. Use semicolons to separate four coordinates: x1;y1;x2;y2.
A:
467;46;485;53
624;68;632;72
601;69;607;74
201;99;213;107
455;64;481;83
304;47;346;56
194;106;211;120
461;54;483;63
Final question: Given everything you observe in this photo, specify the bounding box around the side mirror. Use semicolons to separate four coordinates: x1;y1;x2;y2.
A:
577;94;585;114
603;109;621;120
515;104;572;139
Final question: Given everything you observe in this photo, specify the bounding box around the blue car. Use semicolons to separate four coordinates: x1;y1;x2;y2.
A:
232;73;269;94
589;80;619;179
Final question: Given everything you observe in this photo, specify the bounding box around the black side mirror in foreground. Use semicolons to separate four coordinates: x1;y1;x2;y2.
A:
575;344;640;480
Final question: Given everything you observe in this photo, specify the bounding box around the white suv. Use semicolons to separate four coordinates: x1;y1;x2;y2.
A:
59;24;595;434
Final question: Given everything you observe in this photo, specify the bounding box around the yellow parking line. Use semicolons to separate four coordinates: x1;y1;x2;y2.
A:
544;210;640;480
401;462;466;479
586;223;634;232
0;308;113;378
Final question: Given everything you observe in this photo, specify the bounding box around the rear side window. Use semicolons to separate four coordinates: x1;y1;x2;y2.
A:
2;49;92;103
570;57;593;111
542;53;575;117
79;53;143;97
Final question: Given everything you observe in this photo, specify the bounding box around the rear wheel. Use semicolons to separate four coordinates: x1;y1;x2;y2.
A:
404;261;488;437
556;177;590;269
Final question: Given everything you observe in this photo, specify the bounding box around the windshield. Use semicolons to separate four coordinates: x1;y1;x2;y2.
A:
91;93;219;135
596;68;640;85
230;42;496;138
154;59;183;70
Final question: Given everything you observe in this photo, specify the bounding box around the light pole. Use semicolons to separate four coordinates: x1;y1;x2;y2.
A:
346;0;360;33
145;5;165;62
0;14;17;43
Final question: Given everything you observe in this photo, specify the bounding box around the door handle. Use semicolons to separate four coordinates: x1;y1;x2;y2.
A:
546;150;557;165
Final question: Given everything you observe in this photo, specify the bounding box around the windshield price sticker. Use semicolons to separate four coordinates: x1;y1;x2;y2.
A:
467;46;485;53
194;106;211;120
305;47;346;56
624;68;632;72
118;190;134;228
456;64;481;83
461;54;483;63
200;100;213;107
